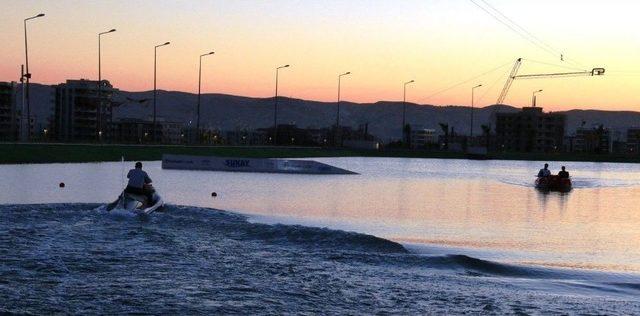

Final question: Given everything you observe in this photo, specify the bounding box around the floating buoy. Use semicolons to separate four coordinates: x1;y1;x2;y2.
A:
211;192;217;197
59;182;65;188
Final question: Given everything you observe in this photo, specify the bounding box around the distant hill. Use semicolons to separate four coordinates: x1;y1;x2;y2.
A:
17;83;640;142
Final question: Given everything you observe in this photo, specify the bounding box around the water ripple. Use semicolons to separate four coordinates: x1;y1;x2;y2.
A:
1;203;639;314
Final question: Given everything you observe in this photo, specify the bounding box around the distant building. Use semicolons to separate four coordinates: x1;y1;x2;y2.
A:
268;124;317;146
343;140;380;150
226;128;268;146
199;127;223;145
110;118;154;144
627;128;640;154
610;130;625;154
573;125;611;153
409;125;437;149
0;82;17;141
350;123;375;142
157;117;183;144
53;79;117;142
563;135;576;153
110;117;183;144
307;127;331;146
494;107;565;152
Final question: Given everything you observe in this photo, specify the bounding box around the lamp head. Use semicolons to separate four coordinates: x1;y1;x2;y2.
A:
164;41;170;45
37;13;45;17
109;29;116;33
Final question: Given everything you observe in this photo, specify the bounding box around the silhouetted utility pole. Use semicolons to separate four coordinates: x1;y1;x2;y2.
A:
470;84;483;139
532;89;543;107
98;28;116;142
402;80;414;144
23;13;45;141
336;71;351;146
153;41;170;143
273;64;289;145
197;51;214;143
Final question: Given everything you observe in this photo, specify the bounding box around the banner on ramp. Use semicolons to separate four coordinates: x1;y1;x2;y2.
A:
162;154;357;175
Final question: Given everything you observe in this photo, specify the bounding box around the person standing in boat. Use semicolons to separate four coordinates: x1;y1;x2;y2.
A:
537;163;551;178
558;166;570;178
125;162;154;203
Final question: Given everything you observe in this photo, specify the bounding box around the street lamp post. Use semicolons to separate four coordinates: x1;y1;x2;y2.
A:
336;71;351;146
98;28;116;142
273;64;289;145
153;41;170;143
197;51;215;143
402;80;415;144
532;89;543;107
23;13;45;141
470;84;483;138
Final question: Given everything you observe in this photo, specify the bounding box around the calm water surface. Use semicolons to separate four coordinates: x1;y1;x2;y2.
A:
2;157;640;272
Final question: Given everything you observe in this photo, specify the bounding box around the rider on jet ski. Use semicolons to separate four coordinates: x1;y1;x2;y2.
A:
125;162;154;204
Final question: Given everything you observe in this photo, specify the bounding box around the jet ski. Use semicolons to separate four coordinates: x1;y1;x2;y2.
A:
106;184;164;214
535;175;572;192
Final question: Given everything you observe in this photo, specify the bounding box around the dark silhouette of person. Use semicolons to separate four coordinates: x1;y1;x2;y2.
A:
124;161;154;204
537;163;551;177
558;166;570;179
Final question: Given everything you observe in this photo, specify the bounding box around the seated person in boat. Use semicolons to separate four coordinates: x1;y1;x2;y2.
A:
537;163;551;178
125;162;154;203
558;166;570;179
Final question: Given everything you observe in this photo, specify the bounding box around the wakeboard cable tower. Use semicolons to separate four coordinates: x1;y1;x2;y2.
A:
496;58;605;105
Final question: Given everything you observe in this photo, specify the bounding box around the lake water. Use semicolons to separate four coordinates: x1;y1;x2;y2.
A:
2;157;640;313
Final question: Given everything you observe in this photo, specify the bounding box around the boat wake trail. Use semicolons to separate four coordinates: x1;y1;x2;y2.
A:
1;203;639;314
499;177;639;189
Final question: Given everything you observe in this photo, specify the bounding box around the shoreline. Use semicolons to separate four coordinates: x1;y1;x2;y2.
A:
2;143;640;164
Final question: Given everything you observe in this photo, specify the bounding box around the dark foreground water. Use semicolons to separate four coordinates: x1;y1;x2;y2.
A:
2;204;640;314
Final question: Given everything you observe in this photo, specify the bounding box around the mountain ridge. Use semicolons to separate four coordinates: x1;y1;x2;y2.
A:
15;83;640;141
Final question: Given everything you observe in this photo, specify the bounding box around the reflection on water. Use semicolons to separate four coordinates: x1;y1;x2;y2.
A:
2;157;640;272
535;189;570;211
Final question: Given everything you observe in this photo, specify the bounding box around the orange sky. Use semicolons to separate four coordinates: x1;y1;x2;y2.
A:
1;0;639;111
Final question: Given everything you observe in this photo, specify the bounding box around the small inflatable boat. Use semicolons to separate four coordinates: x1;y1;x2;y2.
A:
106;185;164;214
535;175;572;192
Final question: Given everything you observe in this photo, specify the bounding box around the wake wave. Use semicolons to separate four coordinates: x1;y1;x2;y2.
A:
3;203;640;314
3;203;640;297
241;223;408;254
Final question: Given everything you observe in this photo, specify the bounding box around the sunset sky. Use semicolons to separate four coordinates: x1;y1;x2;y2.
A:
1;0;639;111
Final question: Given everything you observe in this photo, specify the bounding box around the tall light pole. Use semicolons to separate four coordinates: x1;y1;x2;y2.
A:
197;51;215;142
23;13;45;141
532;89;543;107
402;80;415;143
470;84;483;138
336;71;351;146
153;41;170;143
98;28;116;142
273;64;289;145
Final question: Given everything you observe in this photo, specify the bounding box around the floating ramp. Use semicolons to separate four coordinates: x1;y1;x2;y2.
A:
162;154;357;175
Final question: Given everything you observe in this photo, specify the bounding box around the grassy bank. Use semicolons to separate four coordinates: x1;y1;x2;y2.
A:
1;143;639;164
